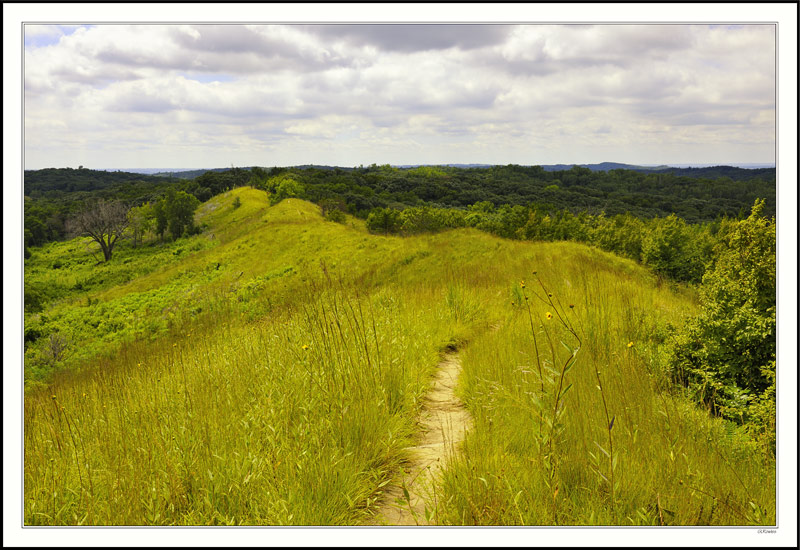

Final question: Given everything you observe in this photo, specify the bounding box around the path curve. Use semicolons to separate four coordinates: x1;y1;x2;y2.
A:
372;352;472;525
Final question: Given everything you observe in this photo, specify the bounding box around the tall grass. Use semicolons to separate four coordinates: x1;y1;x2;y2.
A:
25;275;468;525
24;189;775;526
435;255;775;525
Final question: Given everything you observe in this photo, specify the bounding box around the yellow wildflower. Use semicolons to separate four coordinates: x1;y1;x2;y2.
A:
627;341;634;348
546;312;553;320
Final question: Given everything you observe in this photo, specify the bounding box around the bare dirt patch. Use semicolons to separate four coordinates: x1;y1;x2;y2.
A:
372;352;472;525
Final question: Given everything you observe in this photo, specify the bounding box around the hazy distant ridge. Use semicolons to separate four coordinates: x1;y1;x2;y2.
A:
106;162;775;180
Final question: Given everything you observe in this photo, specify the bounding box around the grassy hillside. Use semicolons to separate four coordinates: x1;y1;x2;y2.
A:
23;187;774;525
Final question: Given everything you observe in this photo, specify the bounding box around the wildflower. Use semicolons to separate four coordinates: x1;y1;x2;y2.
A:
627;341;634;348
51;395;56;400
546;312;553;320
302;344;309;350
520;280;525;288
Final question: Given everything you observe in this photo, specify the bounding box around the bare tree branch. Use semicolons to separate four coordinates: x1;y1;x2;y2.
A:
66;199;130;262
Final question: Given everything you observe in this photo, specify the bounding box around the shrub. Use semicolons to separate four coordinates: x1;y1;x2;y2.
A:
325;209;346;224
641;214;706;282
668;199;776;452
365;207;402;234
266;175;306;205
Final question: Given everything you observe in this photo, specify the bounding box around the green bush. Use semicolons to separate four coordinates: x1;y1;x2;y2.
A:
324;209;346;223
641;214;707;282
365;207;402;234
668;199;775;453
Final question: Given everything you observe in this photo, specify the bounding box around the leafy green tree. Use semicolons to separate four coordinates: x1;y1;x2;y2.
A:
248;166;270;189
365;207;402;234
641;214;706;282
271;177;305;205
127;203;154;247
165;190;201;239
669;199;776;452
152;200;168;240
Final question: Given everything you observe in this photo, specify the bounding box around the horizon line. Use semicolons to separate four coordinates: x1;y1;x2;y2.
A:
24;162;778;172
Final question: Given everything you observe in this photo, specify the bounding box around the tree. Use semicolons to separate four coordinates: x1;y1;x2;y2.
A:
163;190;200;240
365;207;402;234
127;203;154;247
66;199;130;262
668;199;776;452
267;175;306;205
152;199;168;240
641;214;706;282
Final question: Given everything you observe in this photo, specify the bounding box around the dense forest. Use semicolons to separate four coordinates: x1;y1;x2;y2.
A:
24;163;775;251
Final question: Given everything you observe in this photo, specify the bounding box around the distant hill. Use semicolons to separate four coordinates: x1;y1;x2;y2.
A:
644;165;775;182
539;162;655;172
536;162;774;182
149;168;233;179
93;162;775;183
24;167;177;195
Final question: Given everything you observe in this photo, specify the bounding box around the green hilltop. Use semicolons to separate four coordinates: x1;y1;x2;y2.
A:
23;187;775;526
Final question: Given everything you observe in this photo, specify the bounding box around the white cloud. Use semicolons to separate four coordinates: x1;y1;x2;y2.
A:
23;23;776;168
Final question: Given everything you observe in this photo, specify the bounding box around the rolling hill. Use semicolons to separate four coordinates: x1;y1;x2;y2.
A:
23;187;775;526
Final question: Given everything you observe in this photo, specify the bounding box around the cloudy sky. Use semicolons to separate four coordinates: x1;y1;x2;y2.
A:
23;23;776;169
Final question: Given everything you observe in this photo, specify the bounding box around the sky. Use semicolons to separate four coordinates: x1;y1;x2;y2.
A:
23;23;777;169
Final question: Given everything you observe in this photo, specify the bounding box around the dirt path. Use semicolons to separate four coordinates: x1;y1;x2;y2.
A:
372;352;472;525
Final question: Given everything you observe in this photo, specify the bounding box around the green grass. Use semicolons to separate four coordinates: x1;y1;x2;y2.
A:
23;187;775;525
435;271;774;525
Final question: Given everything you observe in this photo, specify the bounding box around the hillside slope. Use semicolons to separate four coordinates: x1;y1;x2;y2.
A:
23;187;774;525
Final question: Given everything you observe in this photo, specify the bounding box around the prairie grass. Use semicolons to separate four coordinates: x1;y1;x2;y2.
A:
25;281;465;524
435;260;775;525
23;188;775;525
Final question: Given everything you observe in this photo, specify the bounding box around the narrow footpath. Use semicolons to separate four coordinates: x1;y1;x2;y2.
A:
373;351;472;525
